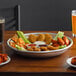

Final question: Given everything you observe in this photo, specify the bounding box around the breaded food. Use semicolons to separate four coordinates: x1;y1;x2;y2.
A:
9;41;16;48
40;47;48;51
11;34;18;43
44;34;52;44
47;45;59;50
28;34;37;43
27;48;33;51
31;46;41;51
37;34;45;41
17;42;25;48
18;38;25;44
27;46;41;51
34;48;41;51
31;46;36;49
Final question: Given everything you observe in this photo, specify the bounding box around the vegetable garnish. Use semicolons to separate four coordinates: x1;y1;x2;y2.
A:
54;31;64;40
15;45;27;51
59;45;66;49
17;31;31;44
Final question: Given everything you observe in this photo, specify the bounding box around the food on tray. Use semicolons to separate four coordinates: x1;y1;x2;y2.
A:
0;54;8;64
27;46;41;51
9;31;70;51
44;34;52;44
57;37;65;45
15;45;27;51
71;57;76;65
40;47;48;51
47;45;59;50
37;34;45;41
17;31;31;44
59;45;66;49
54;31;64;40
11;34;18;43
28;34;37;43
63;36;70;46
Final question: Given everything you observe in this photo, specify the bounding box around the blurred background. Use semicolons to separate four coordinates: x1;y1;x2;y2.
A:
0;0;75;31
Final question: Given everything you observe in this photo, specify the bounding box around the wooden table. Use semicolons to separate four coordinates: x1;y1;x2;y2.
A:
0;31;76;76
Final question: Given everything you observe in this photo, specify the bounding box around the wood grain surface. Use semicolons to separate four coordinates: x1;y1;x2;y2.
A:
0;31;76;73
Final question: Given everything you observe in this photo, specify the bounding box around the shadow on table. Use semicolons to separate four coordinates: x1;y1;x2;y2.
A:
1;72;76;76
12;53;61;60
67;66;76;71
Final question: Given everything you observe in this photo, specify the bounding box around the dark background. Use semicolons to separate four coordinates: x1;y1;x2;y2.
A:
0;0;75;31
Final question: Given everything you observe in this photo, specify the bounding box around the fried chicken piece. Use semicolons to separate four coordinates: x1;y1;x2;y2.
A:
31;46;36;49
47;45;59;50
44;34;52;44
27;46;41;51
34;48;41;51
18;38;25;44
31;46;41;51
9;41;16;48
28;34;37;43
11;34;18;43
27;48;33;51
17;42;25;48
40;47;48;51
37;34;45;41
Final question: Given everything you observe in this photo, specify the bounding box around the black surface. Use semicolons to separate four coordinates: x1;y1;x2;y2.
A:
0;0;75;30
0;72;76;76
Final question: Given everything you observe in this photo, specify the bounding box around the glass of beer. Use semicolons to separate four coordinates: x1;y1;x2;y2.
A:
72;10;76;37
0;17;5;53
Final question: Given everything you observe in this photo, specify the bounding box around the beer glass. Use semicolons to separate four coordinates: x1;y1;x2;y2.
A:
72;10;76;37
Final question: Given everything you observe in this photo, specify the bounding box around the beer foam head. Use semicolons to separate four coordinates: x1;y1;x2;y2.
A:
0;18;5;23
72;10;76;16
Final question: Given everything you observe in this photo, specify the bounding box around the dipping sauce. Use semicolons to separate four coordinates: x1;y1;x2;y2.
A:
33;41;46;45
71;57;76;65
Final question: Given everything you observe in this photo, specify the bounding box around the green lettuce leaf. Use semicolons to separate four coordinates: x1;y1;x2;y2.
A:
59;45;66;49
54;31;64;40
